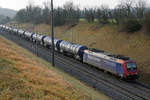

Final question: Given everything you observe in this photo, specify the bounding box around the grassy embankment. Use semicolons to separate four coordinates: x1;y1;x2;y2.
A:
0;35;109;100
14;20;150;85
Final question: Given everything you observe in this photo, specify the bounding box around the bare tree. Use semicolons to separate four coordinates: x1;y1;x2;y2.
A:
15;9;27;23
63;1;80;25
96;8;102;23
53;7;66;26
144;11;150;33
42;1;51;24
84;8;95;23
100;4;110;24
121;0;134;18
136;0;147;19
113;4;127;24
28;0;34;7
43;1;51;9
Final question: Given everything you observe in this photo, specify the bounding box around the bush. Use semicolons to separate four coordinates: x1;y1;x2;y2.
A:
120;19;142;33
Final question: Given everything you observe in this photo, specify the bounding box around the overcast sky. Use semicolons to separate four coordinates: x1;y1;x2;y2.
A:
0;0;121;10
0;0;149;11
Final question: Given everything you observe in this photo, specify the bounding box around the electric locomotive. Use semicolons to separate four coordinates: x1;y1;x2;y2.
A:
83;49;139;79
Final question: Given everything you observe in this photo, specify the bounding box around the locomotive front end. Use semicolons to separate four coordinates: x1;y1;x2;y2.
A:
125;61;139;80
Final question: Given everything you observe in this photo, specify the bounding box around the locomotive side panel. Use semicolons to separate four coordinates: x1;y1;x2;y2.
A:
83;50;124;77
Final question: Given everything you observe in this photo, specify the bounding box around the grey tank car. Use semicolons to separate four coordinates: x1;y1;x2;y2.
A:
59;40;88;60
32;33;46;45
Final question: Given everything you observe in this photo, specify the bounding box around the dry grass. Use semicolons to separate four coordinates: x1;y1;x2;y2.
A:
0;36;110;100
72;23;150;84
12;22;150;84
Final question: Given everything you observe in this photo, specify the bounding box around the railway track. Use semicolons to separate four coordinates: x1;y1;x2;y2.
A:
52;49;150;100
53;52;149;100
52;48;150;100
0;30;150;100
52;45;150;100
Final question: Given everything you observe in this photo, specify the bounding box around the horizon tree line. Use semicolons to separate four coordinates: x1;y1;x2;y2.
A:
14;0;150;33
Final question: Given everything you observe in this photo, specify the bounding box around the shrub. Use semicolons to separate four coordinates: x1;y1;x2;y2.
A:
119;19;142;33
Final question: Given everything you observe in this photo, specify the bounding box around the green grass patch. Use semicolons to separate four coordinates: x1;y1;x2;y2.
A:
0;58;19;73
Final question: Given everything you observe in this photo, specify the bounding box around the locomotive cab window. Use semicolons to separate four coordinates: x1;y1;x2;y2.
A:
126;63;137;70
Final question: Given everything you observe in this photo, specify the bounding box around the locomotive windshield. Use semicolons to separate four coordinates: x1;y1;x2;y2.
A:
126;63;137;70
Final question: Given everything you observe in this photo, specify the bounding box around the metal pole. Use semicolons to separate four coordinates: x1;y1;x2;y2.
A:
51;0;55;66
71;28;73;42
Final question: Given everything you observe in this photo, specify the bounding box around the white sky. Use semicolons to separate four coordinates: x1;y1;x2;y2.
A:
0;0;120;10
0;0;149;11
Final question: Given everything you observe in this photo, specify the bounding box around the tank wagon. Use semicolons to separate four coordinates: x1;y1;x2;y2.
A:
54;39;63;51
43;36;52;47
43;36;63;51
0;25;139;80
24;31;33;39
17;29;26;37
0;25;3;30
59;41;88;60
0;25;6;31
7;27;12;33
4;26;9;32
32;33;46;45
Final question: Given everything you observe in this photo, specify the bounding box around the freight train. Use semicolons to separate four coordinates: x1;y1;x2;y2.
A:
0;25;139;80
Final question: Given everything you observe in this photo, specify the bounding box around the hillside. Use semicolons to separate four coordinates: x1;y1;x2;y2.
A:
15;22;150;84
0;14;6;21
0;7;17;24
0;35;109;100
0;7;17;18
